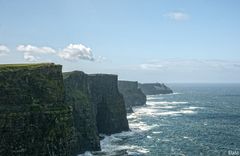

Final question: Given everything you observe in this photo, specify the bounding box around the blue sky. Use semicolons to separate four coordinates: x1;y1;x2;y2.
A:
1;0;240;83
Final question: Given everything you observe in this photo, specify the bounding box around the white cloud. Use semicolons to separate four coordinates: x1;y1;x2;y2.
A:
17;45;56;62
140;63;163;70
23;53;39;62
0;45;10;56
16;45;56;54
16;43;100;62
58;44;94;61
164;11;189;21
96;56;107;63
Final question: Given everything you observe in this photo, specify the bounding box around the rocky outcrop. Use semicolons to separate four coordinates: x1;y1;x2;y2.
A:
118;80;146;113
88;74;129;134
63;71;100;155
0;63;74;156
139;83;173;95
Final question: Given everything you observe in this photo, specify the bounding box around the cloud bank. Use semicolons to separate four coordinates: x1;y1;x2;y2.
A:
0;45;10;56
140;59;240;71
137;59;240;83
16;43;95;62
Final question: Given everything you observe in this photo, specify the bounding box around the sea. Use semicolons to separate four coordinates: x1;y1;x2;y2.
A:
80;83;240;156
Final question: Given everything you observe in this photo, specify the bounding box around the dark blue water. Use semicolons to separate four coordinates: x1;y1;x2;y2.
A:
81;84;240;156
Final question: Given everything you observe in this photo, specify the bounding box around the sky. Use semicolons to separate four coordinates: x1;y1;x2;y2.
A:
1;0;240;83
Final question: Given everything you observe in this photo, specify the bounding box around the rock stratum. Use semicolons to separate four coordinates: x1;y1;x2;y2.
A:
118;80;146;113
0;63;74;156
139;83;173;95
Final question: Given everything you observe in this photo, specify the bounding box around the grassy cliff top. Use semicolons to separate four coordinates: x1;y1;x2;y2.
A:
63;71;86;79
0;63;59;71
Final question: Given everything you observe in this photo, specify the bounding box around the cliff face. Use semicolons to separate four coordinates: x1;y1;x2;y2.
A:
88;74;129;134
139;83;173;95
0;63;74;156
118;81;146;113
63;71;100;154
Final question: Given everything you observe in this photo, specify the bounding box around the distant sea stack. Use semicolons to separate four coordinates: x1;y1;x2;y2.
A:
63;71;100;155
88;74;129;134
118;80;146;113
0;63;74;155
139;83;173;95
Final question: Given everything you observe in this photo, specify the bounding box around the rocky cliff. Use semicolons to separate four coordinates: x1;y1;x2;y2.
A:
0;64;130;155
139;83;173;95
0;63;74;156
118;81;146;113
63;71;100;154
88;74;129;134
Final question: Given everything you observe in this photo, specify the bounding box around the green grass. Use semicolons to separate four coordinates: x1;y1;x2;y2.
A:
0;63;58;71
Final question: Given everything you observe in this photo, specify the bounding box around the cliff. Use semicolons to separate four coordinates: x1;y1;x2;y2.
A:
139;83;173;95
0;64;130;155
63;71;100;154
88;74;129;134
0;63;74;156
118;81;146;113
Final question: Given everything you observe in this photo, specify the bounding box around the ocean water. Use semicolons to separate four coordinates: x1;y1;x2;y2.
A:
81;84;240;156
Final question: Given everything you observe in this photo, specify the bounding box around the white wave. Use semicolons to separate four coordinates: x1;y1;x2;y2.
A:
129;121;159;131
147;135;152;139
131;107;158;117
172;92;182;95
152;131;163;134
180;110;195;114
153;109;196;116
127;113;138;120
147;95;161;98
135;148;149;154
162;92;182;95
99;132;149;155
183;106;202;110
78;151;93;156
146;101;188;105
100;135;124;153
129;101;194;118
147;92;182;98
148;105;175;109
147;96;164;100
161;139;170;142
131;108;196;117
